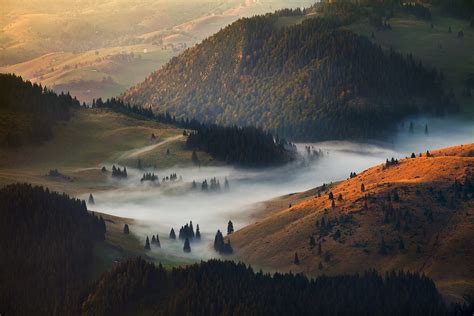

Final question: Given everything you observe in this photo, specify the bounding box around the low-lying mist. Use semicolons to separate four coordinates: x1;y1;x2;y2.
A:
86;115;473;262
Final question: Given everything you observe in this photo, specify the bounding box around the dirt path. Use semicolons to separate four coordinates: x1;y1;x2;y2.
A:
118;135;184;160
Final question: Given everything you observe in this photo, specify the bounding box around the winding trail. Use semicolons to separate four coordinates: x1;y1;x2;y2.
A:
118;135;185;160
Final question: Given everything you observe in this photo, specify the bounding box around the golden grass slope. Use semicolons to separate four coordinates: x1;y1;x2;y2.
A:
229;144;474;302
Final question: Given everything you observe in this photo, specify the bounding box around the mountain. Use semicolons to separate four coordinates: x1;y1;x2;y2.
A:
228;144;474;302
122;6;458;141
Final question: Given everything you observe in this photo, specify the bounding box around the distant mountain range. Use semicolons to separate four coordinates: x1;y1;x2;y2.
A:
122;5;459;141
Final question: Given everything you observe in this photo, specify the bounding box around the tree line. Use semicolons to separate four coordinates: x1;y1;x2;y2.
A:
82;257;473;315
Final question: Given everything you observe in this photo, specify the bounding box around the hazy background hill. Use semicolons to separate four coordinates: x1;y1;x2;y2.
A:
0;0;314;102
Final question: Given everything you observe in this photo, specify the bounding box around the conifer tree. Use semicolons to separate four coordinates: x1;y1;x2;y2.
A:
151;235;156;244
169;228;176;240
144;236;151;250
399;237;405;250
123;224;129;234
361;183;365;192
294;252;300;265
328;192;334;200
318;242;322;255
318;261;323;270
183;237;191;253
192;150;199;164
156;234;160;247
309;236;316;248
88;193;95;205
227;220;234;235
196;224;201;240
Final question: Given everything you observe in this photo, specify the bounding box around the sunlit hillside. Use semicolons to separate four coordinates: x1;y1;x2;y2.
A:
0;0;313;101
229;144;474;302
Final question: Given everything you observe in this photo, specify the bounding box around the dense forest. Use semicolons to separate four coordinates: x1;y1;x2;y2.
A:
0;73;80;147
82;257;472;315
122;6;457;141
94;97;294;166
0;183;105;315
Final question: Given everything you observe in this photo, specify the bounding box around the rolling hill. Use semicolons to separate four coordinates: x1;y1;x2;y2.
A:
122;3;463;141
228;143;474;303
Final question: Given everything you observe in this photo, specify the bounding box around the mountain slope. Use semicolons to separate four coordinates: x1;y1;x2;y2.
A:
122;12;457;141
228;144;474;302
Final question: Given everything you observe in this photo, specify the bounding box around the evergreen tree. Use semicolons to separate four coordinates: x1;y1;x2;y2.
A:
227;220;234;235
361;183;365;192
294;252;300;265
156;234;161;247
183;237;191;253
318;261;323;270
192;150;199;164
328;192;334;200
399;237;405;250
151;235;156;244
318;242;322;255
196;224;201;240
123;224;130;234
169;228;176;240
88;193;95;205
144;236;151;250
309;236;316;248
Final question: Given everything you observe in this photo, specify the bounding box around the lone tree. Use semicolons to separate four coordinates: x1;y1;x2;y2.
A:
88;193;95;205
144;236;151;250
183;237;191;253
294;252;300;265
123;224;129;234
411;152;416;158
227;220;234;235
195;224;201;240
169;228;176;240
156;234;161;247
192;150;199;164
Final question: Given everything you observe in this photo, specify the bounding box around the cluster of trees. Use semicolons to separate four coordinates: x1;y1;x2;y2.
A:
178;221;200;241
192;177;230;191
82;257;472;315
402;3;432;20
112;165;128;178
186;125;294;167
94;97;293;166
122;9;456;141
141;172;158;182
0;74;80;147
0;183;105;315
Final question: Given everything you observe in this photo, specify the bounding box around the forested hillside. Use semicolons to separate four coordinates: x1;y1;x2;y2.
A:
82;257;462;316
93;97;295;166
0;183;105;315
122;11;457;141
0;73;80;147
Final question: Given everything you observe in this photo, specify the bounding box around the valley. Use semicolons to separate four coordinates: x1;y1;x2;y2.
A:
1;1;474;315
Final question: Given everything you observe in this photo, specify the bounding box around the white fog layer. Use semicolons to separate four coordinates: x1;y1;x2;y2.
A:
86;116;473;261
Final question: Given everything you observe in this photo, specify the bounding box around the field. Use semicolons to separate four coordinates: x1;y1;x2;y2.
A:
0;108;211;195
229;144;474;303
